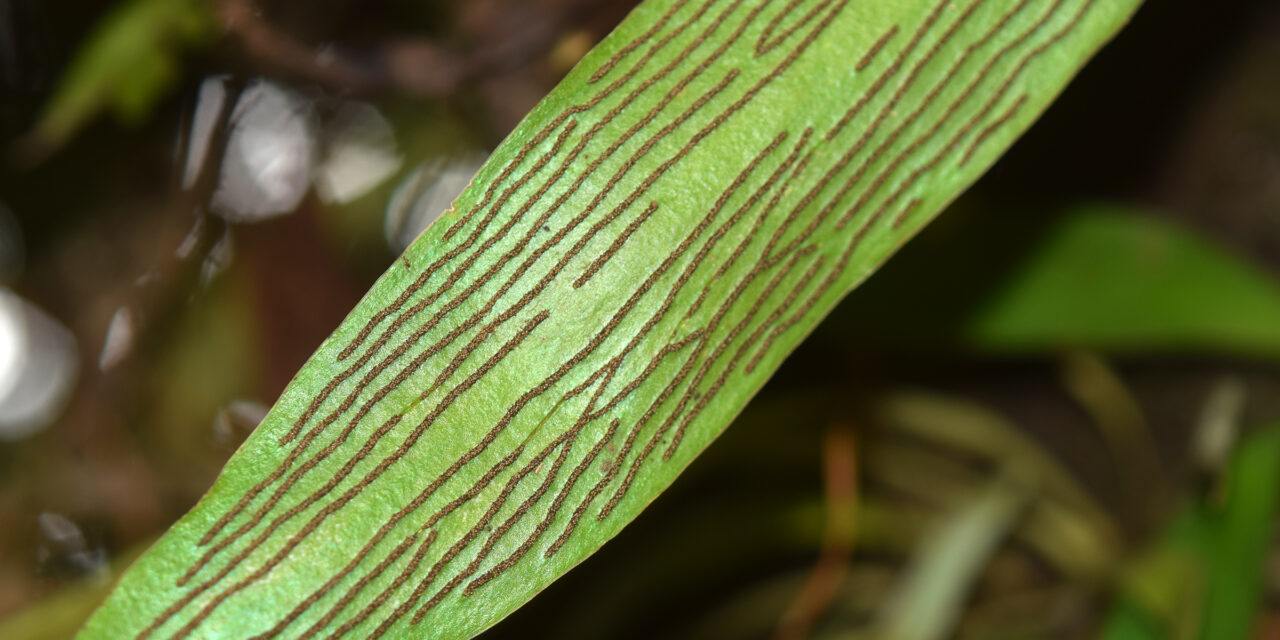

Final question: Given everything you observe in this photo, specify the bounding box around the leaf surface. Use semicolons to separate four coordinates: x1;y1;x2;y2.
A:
81;0;1142;637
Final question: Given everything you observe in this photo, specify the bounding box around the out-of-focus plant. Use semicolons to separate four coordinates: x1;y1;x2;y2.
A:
17;0;214;160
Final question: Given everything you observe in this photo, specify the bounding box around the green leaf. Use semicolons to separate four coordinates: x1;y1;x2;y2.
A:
965;206;1280;357
1101;424;1280;640
80;0;1142;637
20;0;214;158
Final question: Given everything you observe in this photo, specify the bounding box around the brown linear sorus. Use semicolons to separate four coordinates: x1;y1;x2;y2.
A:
567;137;802;397
833;0;1051;231
744;203;905;375
755;0;839;56
662;251;827;459
657;243;819;461
282;112;577;429
615;0;1098;519
412;270;707;621
313;420;549;640
960;92;1028;166
329;109;570;372
288;0;738;519
771;0;1002;277
319;524;440;640
282;57;726;532
604;241;807;516
657;0;848;300
568;0;790;291
541;138;810;561
179;413;404;587
195;116;573;557
590;0;693;83
138;312;549;640
246;528;427;640
269;0;733;505
856;24;900;71
419;0;844;591
360;66;742;536
466;422;623;589
744;244;843;373
841;0;1088;237
473;420;624;586
332;0;720;366
748;0;1092;373
326;0;769;416
748;13;927;272
683;127;816;321
750;199;915;388
602;237;817;519
214;67;767;632
192;119;579;556
361;366;625;635
252;6;718;546
483;2;947;606
891;196;925;230
218;107;595;569
185;270;550;590
298;70;761;631
405;375;626;625
198;0;742;563
464;328;706;595
388;432;576;631
446;0;749;310
387;112;760;592
591;1;857;517
573;201;659;288
749;195;923;382
569;0;853;521
328;0;705;368
827;0;996;232
559;0;826;287
824;0;951;144
419;440;579;618
547;128;808;555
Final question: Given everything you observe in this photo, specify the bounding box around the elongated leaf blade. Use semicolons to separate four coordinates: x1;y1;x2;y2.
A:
81;0;1142;637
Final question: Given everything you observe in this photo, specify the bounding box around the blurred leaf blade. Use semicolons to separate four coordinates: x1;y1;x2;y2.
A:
20;0;215;159
79;0;1142;638
868;470;1030;640
873;391;1121;581
965;206;1280;357
1197;424;1280;639
1102;424;1280;640
0;541;153;640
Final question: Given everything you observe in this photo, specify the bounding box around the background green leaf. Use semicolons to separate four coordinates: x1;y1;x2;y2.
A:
827;204;1280;359
79;0;1143;637
966;207;1280;357
1101;424;1280;640
18;0;214;160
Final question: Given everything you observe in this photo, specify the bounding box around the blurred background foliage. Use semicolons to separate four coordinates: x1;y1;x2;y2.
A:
0;0;1279;638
